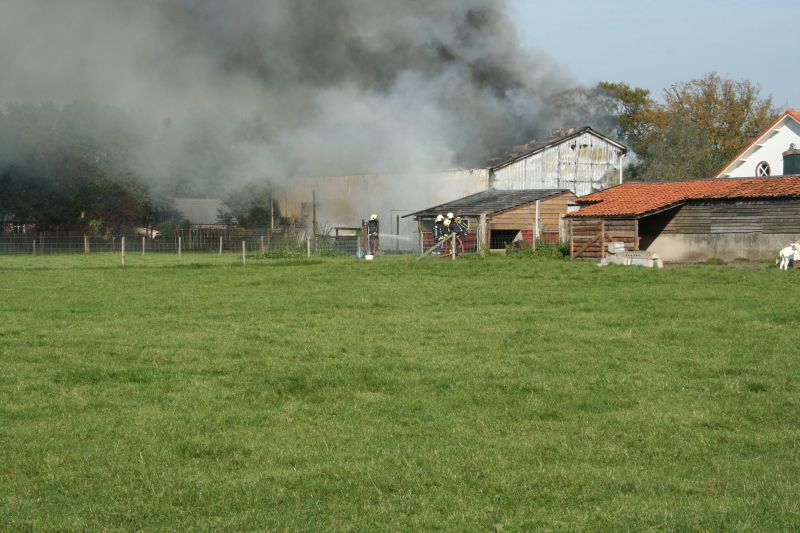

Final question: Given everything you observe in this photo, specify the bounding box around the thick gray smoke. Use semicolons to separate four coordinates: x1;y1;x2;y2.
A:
0;0;578;199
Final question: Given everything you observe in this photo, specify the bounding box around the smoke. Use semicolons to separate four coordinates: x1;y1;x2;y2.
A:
0;0;583;211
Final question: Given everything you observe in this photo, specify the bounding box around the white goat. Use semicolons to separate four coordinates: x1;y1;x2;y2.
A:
777;242;800;270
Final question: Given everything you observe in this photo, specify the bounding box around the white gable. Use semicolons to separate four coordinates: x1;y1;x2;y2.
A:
717;113;800;178
490;129;626;196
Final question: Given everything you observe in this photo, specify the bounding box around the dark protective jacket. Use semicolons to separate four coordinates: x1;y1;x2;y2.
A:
451;217;467;237
367;219;379;237
434;221;446;240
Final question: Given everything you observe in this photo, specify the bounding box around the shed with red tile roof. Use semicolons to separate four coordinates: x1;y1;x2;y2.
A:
565;176;800;262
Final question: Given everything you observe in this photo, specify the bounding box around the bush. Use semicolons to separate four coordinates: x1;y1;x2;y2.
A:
506;239;570;259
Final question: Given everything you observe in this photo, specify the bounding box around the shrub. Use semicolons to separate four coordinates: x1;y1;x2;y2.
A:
506;239;570;259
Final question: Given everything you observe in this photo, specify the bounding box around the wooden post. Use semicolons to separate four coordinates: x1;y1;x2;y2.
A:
569;219;574;259
242;241;246;266
418;220;423;254
634;219;639;251
451;232;456;261
32;240;36;255
178;236;182;257
260;235;265;252
479;214;488;253
121;237;126;268
142;236;146;256
307;233;311;258
396;215;400;253
83;234;89;254
601;220;606;259
534;199;540;251
112;236;115;254
219;236;223;255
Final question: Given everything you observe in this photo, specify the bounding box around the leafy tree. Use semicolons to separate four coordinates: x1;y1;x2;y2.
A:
598;73;780;181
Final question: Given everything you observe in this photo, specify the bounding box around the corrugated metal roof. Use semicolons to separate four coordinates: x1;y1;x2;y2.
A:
567;176;800;218
405;189;570;218
488;127;627;171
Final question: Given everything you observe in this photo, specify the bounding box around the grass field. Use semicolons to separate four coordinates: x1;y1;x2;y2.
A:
2;253;799;531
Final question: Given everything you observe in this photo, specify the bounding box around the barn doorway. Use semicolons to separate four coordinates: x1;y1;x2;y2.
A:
490;229;520;249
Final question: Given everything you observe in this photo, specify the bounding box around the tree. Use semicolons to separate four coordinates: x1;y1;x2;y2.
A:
598;73;780;181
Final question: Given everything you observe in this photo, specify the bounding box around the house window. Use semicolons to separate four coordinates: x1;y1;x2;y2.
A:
756;161;771;177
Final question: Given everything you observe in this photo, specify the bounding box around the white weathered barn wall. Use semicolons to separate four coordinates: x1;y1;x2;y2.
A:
490;131;624;196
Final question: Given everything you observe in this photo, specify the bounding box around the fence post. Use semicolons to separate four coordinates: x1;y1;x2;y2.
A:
307;233;311;258
178;236;182;257
112;236;116;254
451;232;456;261
219;236;223;255
260;235;265;252
242;241;246;266
121;237;126;269
32;240;36;255
142;236;146;256
84;234;90;254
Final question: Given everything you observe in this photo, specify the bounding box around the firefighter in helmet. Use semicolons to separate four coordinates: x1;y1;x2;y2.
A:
433;214;446;255
441;217;452;256
367;213;379;255
448;212;466;256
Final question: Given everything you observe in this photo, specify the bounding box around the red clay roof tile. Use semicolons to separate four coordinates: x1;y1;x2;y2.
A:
569;176;800;218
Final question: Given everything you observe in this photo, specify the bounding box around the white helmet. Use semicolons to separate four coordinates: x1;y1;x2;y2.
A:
435;214;444;222
443;218;451;227
446;212;454;219
370;213;378;221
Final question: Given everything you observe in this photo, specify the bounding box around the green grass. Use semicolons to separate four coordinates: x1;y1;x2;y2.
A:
1;253;799;531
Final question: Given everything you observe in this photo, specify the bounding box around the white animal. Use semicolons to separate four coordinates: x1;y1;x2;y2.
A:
777;242;800;270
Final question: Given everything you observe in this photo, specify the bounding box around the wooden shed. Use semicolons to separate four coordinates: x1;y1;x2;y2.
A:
405;189;576;252
566;176;800;261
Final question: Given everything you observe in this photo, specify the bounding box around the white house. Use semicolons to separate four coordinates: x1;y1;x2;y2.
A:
716;109;800;178
489;127;627;197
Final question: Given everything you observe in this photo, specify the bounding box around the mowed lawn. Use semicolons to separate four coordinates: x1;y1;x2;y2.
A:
1;253;799;531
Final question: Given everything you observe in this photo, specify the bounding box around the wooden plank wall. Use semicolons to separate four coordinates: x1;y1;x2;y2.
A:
570;218;637;259
662;200;800;234
490;192;577;231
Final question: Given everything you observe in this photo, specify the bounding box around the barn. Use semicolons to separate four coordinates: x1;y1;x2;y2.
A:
566;175;800;262
406;189;576;253
488;127;627;196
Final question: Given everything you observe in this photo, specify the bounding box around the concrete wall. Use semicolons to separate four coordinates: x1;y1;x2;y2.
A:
646;232;800;262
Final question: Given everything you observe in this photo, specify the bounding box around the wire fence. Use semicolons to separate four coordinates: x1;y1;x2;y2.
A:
0;228;419;258
0;227;559;259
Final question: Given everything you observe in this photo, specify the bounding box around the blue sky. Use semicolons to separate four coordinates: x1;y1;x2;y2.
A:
509;0;798;109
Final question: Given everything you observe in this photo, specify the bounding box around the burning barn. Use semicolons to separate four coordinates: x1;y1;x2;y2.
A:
406;189;576;253
488;127;627;196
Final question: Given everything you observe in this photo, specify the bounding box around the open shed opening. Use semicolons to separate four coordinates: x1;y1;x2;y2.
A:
490;230;520;249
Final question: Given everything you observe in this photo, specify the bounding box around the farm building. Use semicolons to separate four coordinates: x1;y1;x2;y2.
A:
488;127;627;196
566;175;800;262
716;109;800;178
405;189;576;252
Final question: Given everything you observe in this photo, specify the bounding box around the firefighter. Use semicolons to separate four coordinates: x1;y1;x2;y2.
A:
441;217;452;256
449;213;466;256
433;214;446;255
367;213;379;255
